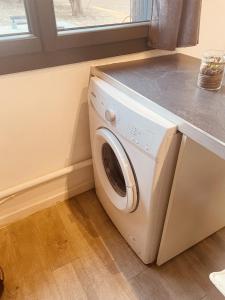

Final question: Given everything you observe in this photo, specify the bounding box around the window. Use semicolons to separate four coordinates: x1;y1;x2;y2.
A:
0;0;152;75
53;0;150;32
0;0;29;36
0;0;41;58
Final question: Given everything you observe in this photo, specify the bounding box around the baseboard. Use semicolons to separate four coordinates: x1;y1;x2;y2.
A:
0;164;94;228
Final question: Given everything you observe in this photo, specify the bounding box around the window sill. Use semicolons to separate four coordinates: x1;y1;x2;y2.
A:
0;34;42;57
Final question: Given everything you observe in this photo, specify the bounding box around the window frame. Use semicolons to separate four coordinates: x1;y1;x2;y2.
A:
36;0;149;51
0;0;151;74
0;0;42;57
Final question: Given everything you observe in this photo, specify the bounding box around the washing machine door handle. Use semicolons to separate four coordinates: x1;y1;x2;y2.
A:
126;186;137;212
119;159;137;212
109;142;137;213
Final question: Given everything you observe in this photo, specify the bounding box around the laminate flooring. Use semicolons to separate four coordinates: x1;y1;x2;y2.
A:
0;190;224;299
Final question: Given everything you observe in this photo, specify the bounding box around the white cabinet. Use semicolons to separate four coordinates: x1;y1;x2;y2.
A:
157;135;225;265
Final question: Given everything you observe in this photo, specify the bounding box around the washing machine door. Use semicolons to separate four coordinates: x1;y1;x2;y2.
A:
93;128;138;213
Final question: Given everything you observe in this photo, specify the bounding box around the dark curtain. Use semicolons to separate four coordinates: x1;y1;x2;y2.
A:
148;0;202;50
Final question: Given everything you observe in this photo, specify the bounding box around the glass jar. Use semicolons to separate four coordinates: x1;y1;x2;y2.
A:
197;50;225;91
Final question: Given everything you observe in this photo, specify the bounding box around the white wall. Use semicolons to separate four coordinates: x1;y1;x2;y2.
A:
0;50;170;191
180;0;225;58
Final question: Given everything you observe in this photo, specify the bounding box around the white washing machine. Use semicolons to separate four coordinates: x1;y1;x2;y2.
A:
88;77;181;264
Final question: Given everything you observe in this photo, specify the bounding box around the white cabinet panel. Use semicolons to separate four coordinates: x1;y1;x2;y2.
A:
157;136;225;265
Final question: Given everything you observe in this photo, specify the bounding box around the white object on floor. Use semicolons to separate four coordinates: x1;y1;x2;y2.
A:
209;270;225;296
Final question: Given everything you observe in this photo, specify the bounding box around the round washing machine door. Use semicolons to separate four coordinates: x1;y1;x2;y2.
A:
93;128;138;213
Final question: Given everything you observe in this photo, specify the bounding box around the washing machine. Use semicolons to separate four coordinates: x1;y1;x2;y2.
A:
88;77;181;264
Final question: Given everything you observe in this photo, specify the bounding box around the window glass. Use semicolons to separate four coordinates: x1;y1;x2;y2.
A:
53;0;151;31
0;0;29;36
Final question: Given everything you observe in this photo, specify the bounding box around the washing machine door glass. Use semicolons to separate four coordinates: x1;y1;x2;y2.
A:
102;143;126;197
94;128;138;213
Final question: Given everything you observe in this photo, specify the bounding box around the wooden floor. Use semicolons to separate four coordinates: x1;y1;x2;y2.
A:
0;190;225;300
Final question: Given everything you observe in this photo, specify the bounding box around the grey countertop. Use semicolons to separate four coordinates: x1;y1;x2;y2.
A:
93;53;225;159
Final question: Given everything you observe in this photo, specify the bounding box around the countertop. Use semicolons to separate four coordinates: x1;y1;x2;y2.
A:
93;53;225;160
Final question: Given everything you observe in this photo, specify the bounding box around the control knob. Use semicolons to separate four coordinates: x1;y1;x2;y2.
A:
105;110;116;122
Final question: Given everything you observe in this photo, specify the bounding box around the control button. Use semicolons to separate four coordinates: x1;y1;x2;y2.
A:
105;110;116;122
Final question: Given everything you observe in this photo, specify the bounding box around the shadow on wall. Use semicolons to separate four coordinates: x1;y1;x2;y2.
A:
66;86;94;199
69;87;92;164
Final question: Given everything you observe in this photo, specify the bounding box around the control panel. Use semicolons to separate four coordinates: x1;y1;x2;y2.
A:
89;78;176;157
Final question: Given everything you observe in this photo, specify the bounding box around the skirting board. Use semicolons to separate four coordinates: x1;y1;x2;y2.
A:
0;163;94;228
